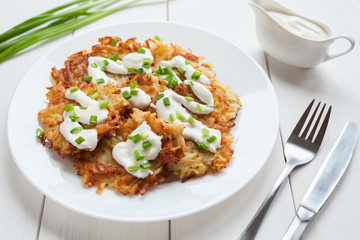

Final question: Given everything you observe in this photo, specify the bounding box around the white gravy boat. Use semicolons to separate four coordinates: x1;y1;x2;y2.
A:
250;0;355;68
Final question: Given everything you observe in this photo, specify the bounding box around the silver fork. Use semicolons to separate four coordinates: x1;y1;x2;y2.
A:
239;99;331;240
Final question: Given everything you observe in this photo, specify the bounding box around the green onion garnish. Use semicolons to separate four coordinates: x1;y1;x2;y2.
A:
189;81;194;87
90;88;98;95
207;135;217;143
89;115;97;125
100;66;106;71
116;60;122;65
91;92;98;99
191;71;201;80
130;80;136;89
188;116;195;125
163;97;170;106
122;90;131;100
103;59;109;66
169;113;176;122
36;128;43;139
70;86;78;93
96;78;105;84
75;136;85;145
201;141;210;150
140;161;152;169
141;131;149;140
202;128;210;137
127;67;142;74
206;105;214;108
185;96;194;102
107;54;112;59
176;111;186;121
185;60;192;65
98;100;109;109
137;48;146;54
112;54;119;61
178;66;186;75
156;93;164;100
142;57;151;68
90;62;98;68
128;165;138;172
83;76;92;83
130;89;138;95
79;106;87;110
111;38;119;46
194;141;202;149
133;149;145;161
130;133;142;144
197;104;204;113
154;36;160;41
142;141;152;149
70;126;84;134
64;103;74;112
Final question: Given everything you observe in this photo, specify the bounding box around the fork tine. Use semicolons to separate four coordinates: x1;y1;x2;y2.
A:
292;99;315;136
314;105;332;145
308;104;326;140
301;102;321;138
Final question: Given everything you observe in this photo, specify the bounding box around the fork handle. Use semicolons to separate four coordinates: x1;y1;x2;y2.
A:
239;163;295;240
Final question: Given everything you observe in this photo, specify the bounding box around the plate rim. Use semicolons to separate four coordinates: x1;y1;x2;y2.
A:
7;20;279;222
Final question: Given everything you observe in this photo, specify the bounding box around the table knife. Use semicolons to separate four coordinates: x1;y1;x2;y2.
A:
282;121;358;240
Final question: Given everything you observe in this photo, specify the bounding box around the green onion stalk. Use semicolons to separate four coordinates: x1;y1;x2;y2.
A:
0;0;144;63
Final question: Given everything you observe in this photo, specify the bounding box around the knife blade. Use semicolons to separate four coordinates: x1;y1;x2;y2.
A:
282;121;358;240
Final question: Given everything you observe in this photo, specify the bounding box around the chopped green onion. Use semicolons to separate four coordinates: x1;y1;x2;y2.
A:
207;135;217;143
72;111;80;121
111;38;119;46
140;161;152;169
98;100;109;109
178;66;186;75
188;116;195;125
69;115;76;122
156;93;164;100
137;48;146;54
191;71;201;80
129;133;142;144
70;86;78;93
163;97;170;106
202;128;210;137
90;88;98;95
79;106;87;110
130;89;138;95
142;141;152;149
107;54;112;59
169;113;176;122
64;103;74;112
185;96;194;102
197;104;204;113
36;128;43;138
75;136;85;145
96;78;105;84
189;81;194;87
142;57;151;68
90;62;98;68
127;67;143;74
176;111;186;121
112;54;119;61
154;36;160;41
141;131;149;140
130;80;136;89
89;115;97;125
206;105;214;108
116;60;122;65
100;66;106;71
83;76;92;83
128;165;138;172
91;92;98;99
103;59;109;66
194;141;202;149
201;141;210;150
122;90;131;100
133;149;145;161
70;126;84;134
155;65;166;75
185;60;192;65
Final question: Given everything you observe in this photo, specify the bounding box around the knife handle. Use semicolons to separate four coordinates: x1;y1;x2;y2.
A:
282;206;315;240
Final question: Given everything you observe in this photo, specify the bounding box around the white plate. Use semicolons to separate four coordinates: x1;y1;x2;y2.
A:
7;21;278;222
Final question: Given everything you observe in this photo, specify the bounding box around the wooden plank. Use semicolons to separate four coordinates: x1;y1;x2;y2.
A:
38;2;169;239
267;0;360;239
168;0;296;239
0;0;73;239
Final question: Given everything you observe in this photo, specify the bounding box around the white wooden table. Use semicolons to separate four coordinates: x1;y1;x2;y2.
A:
1;0;360;239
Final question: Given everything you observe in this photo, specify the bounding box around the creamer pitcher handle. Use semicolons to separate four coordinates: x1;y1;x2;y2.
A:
325;35;355;61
